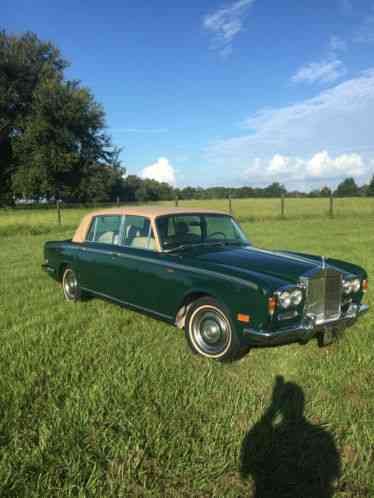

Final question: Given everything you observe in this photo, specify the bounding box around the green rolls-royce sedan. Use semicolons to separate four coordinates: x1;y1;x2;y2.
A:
42;207;369;361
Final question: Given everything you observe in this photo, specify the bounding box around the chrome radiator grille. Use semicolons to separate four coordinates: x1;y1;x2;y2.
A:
304;268;342;323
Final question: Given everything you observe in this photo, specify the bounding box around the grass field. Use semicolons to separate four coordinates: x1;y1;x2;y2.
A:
1;197;374;237
0;200;373;497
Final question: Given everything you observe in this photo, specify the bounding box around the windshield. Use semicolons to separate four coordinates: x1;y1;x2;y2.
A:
156;213;250;251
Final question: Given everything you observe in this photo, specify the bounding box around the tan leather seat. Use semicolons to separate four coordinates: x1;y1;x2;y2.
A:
97;231;115;243
130;237;157;250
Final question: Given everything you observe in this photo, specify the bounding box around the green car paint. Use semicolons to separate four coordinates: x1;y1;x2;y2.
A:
42;212;369;349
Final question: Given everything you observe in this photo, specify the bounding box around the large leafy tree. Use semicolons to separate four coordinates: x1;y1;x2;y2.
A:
12;78;122;201
0;31;67;204
0;30;123;204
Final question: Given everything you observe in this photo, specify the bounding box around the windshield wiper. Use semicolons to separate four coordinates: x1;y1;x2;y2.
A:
163;244;193;253
163;240;245;253
222;240;249;246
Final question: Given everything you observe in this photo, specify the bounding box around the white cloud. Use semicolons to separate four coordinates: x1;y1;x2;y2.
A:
243;151;368;188
204;69;374;187
291;58;346;84
140;158;176;186
306;151;364;177
202;0;255;56
292;31;348;87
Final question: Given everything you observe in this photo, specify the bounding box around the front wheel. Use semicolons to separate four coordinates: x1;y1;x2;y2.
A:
185;297;241;361
62;267;81;302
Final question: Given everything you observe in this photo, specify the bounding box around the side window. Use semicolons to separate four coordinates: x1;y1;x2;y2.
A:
88;216;122;244
122;215;156;250
206;216;237;240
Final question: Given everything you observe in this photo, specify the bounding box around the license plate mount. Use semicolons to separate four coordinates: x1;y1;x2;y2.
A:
318;328;336;347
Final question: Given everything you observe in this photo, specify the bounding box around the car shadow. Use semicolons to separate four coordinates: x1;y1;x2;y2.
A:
240;376;341;498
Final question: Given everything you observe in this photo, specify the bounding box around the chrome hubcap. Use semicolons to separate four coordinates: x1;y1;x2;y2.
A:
64;270;77;300
201;318;222;344
191;308;231;356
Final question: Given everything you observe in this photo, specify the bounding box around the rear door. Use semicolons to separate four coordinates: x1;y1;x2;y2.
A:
78;215;131;298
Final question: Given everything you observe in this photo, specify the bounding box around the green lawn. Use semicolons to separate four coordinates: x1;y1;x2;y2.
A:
0;203;373;497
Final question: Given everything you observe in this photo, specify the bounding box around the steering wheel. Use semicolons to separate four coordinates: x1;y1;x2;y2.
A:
207;232;226;240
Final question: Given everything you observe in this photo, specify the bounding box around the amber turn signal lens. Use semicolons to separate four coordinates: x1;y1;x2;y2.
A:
362;279;369;292
237;313;251;323
268;296;277;315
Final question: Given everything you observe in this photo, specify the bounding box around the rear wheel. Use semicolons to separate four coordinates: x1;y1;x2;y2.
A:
185;297;241;361
62;267;81;302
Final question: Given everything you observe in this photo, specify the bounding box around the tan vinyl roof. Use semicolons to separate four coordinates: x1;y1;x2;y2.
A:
72;206;229;243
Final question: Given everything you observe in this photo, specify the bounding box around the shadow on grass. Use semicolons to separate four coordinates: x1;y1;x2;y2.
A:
240;376;341;498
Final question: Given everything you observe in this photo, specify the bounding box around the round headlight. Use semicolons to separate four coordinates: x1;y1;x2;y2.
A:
291;289;303;306
279;291;292;309
351;278;361;293
343;280;352;295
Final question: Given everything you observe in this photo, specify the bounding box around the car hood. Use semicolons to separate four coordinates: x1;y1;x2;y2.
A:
193;245;324;284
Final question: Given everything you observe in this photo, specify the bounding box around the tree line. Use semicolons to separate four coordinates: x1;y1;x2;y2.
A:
175;178;374;200
1;31;374;207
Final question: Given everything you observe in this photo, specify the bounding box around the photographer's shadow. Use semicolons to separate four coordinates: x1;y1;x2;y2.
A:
240;376;341;498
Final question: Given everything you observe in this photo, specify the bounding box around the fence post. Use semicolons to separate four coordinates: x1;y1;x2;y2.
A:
329;193;334;218
57;200;62;225
281;194;285;219
175;193;179;207
116;196;120;205
228;193;232;214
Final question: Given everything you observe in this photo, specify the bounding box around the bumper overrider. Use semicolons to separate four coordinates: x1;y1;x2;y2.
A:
243;303;369;346
41;263;55;274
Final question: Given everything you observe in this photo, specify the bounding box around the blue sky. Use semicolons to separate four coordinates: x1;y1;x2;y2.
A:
3;0;374;190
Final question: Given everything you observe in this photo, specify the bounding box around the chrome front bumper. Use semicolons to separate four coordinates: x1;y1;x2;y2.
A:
243;304;369;346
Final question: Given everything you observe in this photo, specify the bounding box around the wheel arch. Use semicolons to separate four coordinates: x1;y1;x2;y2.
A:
175;289;219;329
58;262;70;282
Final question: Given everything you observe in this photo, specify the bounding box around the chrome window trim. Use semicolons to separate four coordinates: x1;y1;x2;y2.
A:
84;214;158;253
118;215;126;246
92;217;98;242
146;220;152;250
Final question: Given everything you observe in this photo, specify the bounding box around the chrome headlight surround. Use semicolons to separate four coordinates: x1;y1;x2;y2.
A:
343;277;361;295
351;278;361;293
291;288;303;306
277;287;304;309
